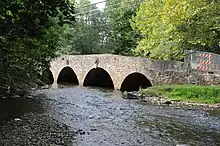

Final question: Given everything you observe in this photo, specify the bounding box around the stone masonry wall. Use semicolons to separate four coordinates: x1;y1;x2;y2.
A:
50;54;220;90
150;69;220;86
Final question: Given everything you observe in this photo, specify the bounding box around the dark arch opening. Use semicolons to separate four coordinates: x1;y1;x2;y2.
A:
57;67;79;85
42;70;54;85
120;73;152;92
83;68;114;89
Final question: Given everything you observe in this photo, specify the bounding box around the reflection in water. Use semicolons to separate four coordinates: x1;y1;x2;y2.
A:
112;90;123;99
0;96;46;124
208;109;220;117
0;85;219;146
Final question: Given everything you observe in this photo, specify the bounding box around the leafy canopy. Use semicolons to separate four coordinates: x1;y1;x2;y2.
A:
104;0;143;55
132;0;220;60
58;0;108;55
0;0;75;86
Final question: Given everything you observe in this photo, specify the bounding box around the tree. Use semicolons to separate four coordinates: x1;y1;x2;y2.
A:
0;0;75;87
178;1;220;53
104;0;143;55
60;0;108;55
132;0;220;60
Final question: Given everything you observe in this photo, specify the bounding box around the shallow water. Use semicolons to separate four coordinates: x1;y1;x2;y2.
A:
0;85;220;146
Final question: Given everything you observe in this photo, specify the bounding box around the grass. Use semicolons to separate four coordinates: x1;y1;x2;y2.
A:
139;85;220;104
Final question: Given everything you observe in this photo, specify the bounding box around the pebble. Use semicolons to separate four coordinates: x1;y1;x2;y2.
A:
27;95;33;99
11;95;21;98
163;101;172;105
0;114;76;146
90;128;97;131
136;92;220;110
41;85;49;89
14;118;22;121
79;131;86;135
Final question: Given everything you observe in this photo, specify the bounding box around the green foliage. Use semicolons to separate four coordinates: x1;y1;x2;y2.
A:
132;0;220;60
104;0;143;55
60;0;143;56
0;0;75;87
140;85;220;104
179;2;220;53
60;0;108;55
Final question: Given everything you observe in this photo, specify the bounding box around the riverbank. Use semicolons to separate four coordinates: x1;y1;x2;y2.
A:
0;113;76;145
0;84;29;99
1;86;220;145
138;85;220;109
0;80;45;99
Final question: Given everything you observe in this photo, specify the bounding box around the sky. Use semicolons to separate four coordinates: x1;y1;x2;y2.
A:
91;0;106;10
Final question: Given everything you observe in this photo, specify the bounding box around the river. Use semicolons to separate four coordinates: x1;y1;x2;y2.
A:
0;85;220;146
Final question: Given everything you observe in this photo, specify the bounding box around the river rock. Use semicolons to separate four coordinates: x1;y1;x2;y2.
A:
79;131;86;135
122;91;139;99
163;101;172;105
122;91;128;98
14;118;22;121
215;103;220;108
41;85;49;89
0;85;10;97
16;88;26;97
1;96;7;99
11;95;21;98
90;128;97;131
75;129;86;135
27;95;33;99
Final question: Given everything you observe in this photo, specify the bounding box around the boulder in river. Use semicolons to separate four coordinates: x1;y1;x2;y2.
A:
14;118;22;122
41;85;49;89
122;91;139;99
163;100;172;105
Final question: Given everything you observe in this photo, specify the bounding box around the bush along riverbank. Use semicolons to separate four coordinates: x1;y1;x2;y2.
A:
136;85;220;109
0;80;46;99
0;84;30;99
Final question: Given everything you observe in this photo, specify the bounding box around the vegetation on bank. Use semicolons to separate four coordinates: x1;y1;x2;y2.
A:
0;0;219;95
140;85;220;104
132;0;220;60
0;0;75;91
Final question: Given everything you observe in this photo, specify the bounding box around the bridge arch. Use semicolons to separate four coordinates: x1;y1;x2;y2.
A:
83;67;114;89
57;66;79;85
120;72;152;92
42;69;54;84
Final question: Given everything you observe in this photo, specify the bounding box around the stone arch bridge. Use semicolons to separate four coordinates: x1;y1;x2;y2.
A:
47;54;196;91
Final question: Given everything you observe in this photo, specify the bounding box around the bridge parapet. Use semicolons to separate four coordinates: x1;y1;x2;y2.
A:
50;54;220;91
